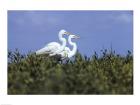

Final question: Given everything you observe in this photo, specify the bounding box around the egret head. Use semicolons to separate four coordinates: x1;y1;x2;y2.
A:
59;29;71;36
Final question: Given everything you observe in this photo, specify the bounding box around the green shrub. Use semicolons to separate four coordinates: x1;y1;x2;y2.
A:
8;49;133;94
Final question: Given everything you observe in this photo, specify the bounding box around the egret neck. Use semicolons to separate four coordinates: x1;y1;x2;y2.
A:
68;35;77;58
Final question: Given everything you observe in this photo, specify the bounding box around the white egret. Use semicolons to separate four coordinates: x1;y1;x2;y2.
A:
36;29;71;55
58;34;80;59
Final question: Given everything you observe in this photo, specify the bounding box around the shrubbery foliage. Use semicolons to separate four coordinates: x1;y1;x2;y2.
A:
8;49;133;94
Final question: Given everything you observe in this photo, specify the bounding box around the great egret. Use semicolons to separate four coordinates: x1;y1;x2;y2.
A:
36;29;71;55
58;34;80;59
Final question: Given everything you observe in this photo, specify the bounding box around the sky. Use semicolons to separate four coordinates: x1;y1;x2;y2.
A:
8;11;133;56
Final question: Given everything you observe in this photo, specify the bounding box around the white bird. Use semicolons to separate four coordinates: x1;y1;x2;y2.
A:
36;29;71;56
58;34;80;59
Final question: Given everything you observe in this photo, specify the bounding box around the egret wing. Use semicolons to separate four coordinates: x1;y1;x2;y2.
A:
36;42;61;55
45;42;61;53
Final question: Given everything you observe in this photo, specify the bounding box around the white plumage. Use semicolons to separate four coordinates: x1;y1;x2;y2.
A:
58;35;80;59
36;29;70;55
36;30;80;59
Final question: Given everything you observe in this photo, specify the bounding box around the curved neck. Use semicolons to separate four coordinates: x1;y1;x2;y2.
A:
58;33;66;53
68;36;77;58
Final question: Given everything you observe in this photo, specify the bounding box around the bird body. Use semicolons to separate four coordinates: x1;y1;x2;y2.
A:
59;47;70;59
36;29;70;55
36;42;61;55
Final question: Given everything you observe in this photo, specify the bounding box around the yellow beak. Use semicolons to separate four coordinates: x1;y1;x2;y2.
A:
75;35;80;39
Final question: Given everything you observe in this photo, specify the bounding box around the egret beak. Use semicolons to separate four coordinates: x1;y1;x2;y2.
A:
74;35;80;39
66;32;72;35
